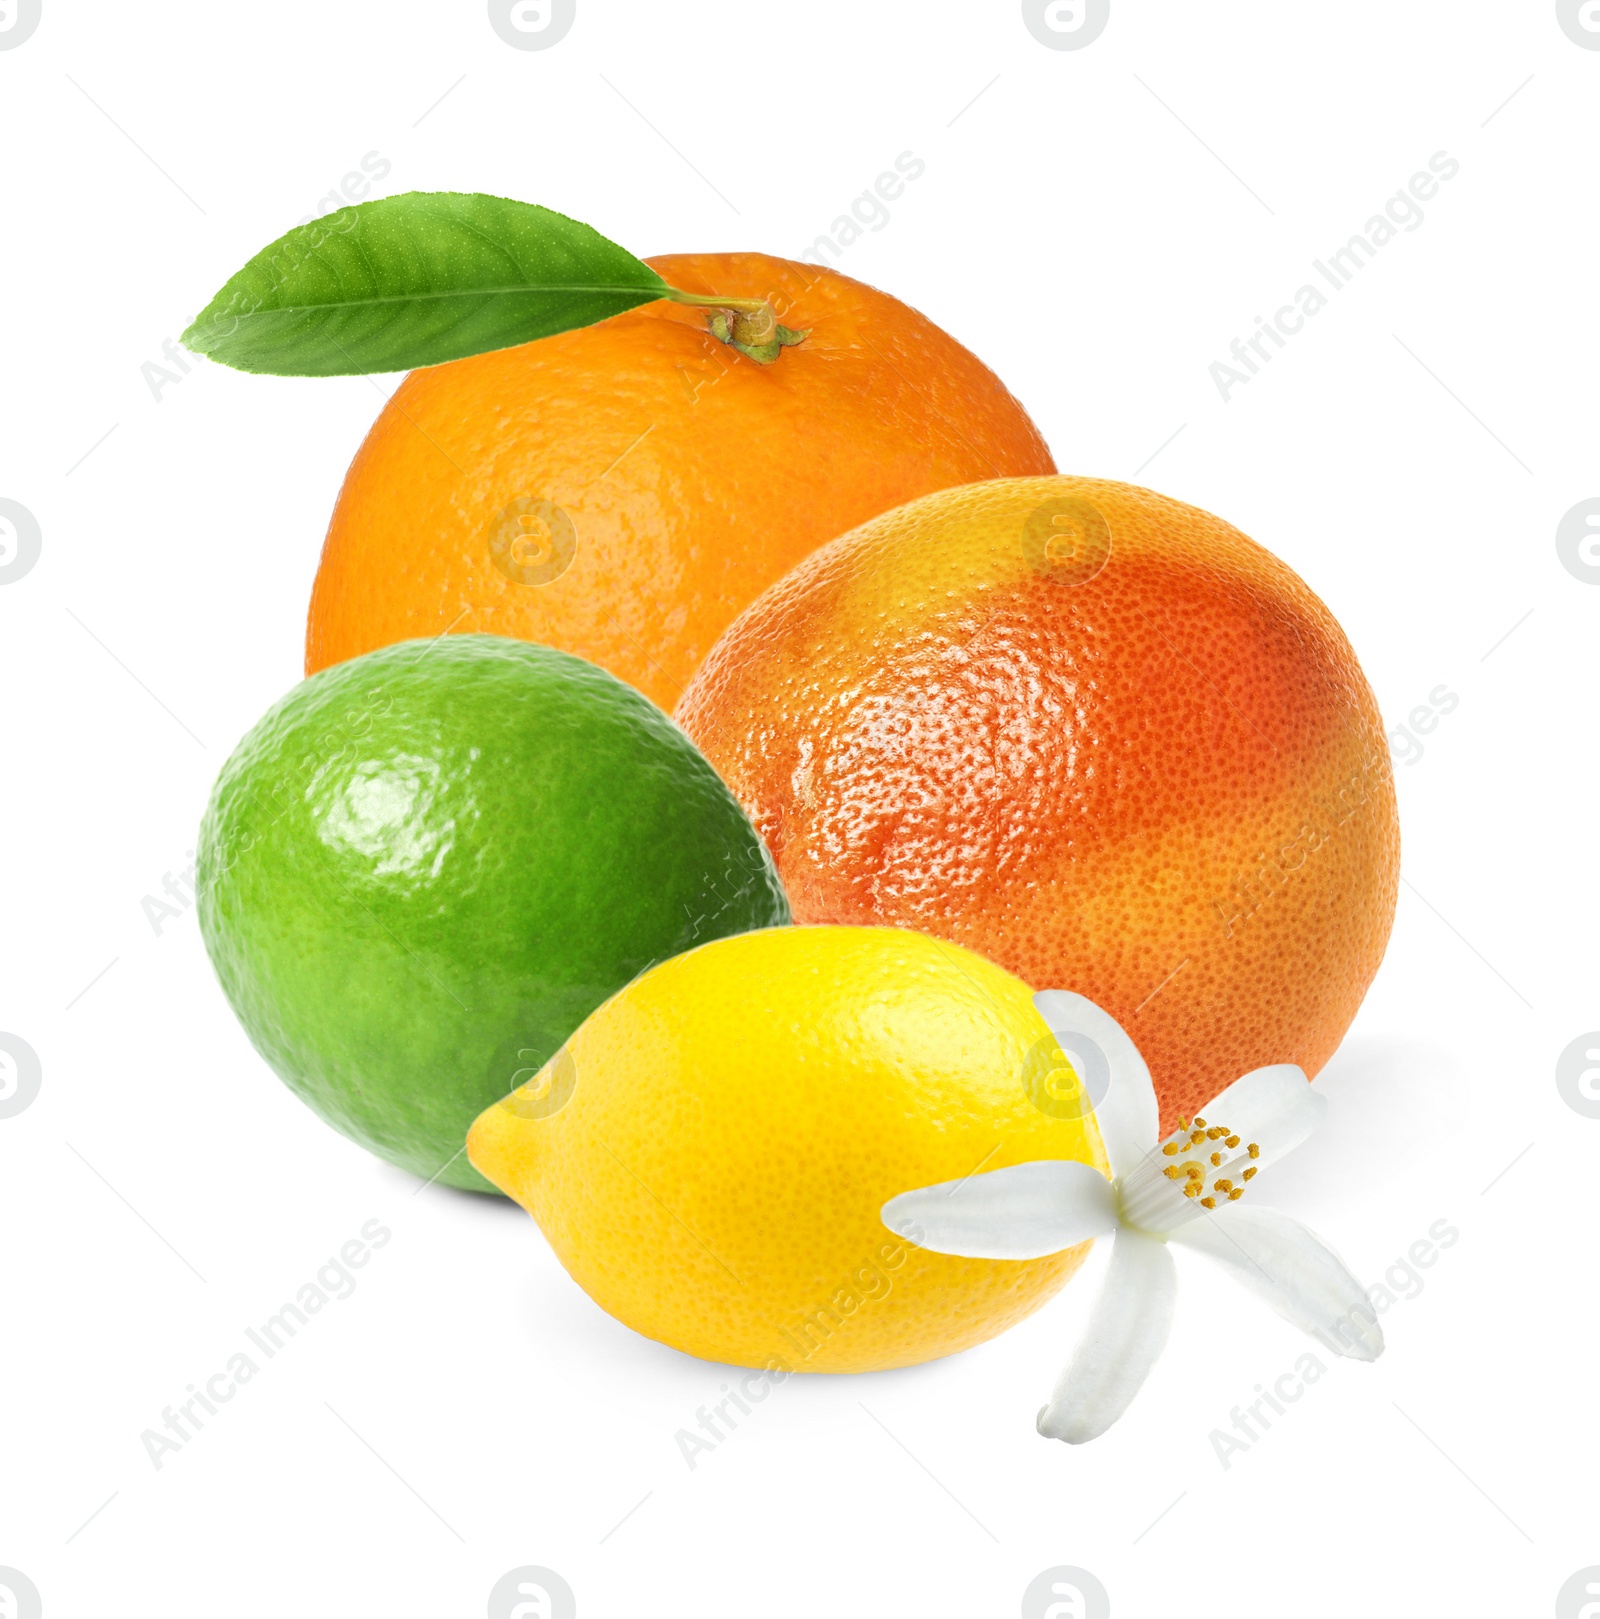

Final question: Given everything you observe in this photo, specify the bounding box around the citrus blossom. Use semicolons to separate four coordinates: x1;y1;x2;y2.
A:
882;989;1382;1442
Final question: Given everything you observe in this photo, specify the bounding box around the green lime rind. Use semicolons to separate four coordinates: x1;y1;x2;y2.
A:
197;635;790;1192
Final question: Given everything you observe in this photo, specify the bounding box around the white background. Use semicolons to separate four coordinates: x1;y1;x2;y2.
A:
2;3;1596;1615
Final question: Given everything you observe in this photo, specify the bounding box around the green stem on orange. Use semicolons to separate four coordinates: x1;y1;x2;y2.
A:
661;285;809;364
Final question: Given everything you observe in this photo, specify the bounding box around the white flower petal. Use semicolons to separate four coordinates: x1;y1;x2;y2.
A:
1169;1203;1384;1361
1198;1063;1324;1169
1032;990;1158;1179
1037;1228;1177;1443
881;1160;1118;1261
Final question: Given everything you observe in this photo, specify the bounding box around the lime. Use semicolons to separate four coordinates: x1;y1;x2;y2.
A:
198;634;789;1191
468;925;1106;1370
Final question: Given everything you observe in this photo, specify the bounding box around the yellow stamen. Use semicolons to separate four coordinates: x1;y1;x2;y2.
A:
1193;1118;1206;1128
1242;1167;1257;1182
1200;1195;1217;1209
1225;1134;1240;1148
1214;1178;1234;1193
1210;1152;1222;1166
1227;1188;1243;1201
1162;1141;1180;1156
1248;1143;1261;1159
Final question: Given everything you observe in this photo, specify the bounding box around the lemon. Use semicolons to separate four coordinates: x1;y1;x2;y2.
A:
467;926;1106;1372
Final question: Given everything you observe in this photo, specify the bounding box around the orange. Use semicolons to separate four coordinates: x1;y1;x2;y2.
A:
304;253;1054;708
676;477;1401;1131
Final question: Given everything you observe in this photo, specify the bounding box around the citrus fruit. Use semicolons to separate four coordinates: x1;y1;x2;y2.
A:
304;252;1055;709
467;926;1106;1371
677;477;1400;1132
198;634;788;1192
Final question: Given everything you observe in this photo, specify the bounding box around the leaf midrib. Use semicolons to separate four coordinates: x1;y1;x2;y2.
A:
199;283;668;323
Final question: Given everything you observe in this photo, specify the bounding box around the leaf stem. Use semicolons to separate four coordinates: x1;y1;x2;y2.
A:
660;286;778;342
659;285;810;365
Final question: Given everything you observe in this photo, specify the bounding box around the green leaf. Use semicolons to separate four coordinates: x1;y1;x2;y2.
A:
182;191;671;377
